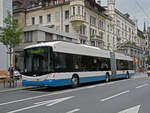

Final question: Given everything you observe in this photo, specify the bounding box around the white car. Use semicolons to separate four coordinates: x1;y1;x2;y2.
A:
14;70;21;80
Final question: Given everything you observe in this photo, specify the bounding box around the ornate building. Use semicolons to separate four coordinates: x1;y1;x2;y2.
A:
13;0;113;49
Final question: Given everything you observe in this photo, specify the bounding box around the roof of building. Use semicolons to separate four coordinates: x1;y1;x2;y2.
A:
115;9;135;25
24;25;77;40
104;6;136;25
13;0;42;10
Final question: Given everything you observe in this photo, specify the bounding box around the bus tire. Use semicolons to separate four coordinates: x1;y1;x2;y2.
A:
71;75;79;88
106;73;110;82
126;71;130;79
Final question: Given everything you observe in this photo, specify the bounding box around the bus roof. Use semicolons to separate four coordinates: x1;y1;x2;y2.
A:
115;52;133;61
24;41;133;61
24;41;110;58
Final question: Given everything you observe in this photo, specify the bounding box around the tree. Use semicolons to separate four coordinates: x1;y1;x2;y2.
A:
0;11;23;75
146;55;150;65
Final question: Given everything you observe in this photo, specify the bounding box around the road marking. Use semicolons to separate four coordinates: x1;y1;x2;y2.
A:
106;82;115;85
66;108;80;113
100;90;130;102
118;105;140;113
85;86;97;89
0;83;108;106
7;96;74;113
136;83;149;89
0;87;91;106
96;84;106;87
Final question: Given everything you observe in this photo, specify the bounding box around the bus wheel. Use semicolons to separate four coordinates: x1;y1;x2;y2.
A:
106;73;110;82
126;72;130;79
71;75;79;88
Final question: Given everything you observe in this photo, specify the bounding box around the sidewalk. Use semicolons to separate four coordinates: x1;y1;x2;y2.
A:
0;79;23;92
132;72;148;79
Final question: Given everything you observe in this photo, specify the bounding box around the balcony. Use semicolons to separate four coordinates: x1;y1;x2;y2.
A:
70;15;85;26
91;35;103;40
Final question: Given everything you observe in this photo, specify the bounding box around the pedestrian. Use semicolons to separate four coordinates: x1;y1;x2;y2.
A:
8;65;14;87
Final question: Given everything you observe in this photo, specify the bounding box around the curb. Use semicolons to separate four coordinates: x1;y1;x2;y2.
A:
0;86;37;93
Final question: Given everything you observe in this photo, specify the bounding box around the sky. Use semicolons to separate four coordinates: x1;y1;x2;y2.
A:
99;0;150;31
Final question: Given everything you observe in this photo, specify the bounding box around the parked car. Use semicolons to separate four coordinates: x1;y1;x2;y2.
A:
14;70;21;80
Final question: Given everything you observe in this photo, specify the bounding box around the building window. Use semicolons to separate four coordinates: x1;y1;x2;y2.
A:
90;16;96;26
57;35;63;40
65;10;69;19
47;14;51;23
107;24;110;32
64;0;69;2
80;25;87;35
91;41;96;46
99;31;103;39
54;0;58;5
78;6;80;15
98;20;104;30
90;28;97;36
32;17;35;25
65;25;69;33
80;39;86;44
73;7;75;15
24;32;33;43
48;1;50;6
39;16;43;24
45;33;53;41
13;5;17;10
84;12;86;21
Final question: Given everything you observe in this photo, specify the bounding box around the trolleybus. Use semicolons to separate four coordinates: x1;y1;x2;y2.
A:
22;41;134;87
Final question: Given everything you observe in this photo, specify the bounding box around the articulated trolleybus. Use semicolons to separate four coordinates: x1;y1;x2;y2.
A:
22;41;134;87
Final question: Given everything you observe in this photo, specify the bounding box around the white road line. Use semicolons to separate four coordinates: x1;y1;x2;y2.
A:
118;105;141;113
7;96;74;113
0;83;106;106
136;83;149;89
100;90;130;102
7;102;47;113
85;86;97;89
96;84;106;87
0;80;120;106
107;82;115;85
66;108;80;113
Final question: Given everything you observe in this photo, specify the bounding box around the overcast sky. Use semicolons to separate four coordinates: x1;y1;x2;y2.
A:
99;0;150;31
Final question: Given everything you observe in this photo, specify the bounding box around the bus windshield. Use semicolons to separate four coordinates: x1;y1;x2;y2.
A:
24;47;53;76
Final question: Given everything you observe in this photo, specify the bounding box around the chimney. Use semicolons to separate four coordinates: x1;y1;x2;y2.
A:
125;13;130;18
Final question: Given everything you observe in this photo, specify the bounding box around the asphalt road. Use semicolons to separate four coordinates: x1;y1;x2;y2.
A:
0;75;150;113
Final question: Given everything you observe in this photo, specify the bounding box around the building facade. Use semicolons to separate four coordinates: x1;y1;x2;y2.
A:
13;0;147;70
0;0;12;71
13;0;114;50
105;0;138;50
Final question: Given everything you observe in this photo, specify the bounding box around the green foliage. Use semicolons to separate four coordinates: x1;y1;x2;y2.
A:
127;41;132;44
132;42;136;45
126;41;136;46
147;55;150;65
0;11;23;50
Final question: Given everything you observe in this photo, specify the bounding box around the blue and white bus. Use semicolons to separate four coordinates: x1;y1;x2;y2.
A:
22;41;134;87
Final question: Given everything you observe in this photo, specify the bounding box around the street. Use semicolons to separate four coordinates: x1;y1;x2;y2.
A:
0;74;150;113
